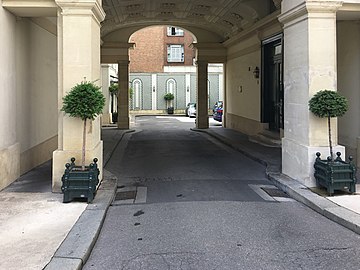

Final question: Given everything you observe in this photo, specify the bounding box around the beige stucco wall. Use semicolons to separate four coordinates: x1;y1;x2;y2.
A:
16;18;58;175
224;20;281;136
337;20;360;168
225;35;261;135
0;6;20;190
0;14;57;190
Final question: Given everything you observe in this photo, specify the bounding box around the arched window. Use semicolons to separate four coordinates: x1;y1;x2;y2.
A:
132;79;142;109
166;78;176;109
166;79;176;94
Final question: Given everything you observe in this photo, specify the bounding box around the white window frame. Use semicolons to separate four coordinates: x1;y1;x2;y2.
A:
167;44;184;63
167;27;184;36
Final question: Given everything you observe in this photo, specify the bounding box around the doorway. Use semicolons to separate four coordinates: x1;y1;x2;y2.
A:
261;34;283;132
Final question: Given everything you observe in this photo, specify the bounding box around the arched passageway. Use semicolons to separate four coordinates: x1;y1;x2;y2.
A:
2;0;360;192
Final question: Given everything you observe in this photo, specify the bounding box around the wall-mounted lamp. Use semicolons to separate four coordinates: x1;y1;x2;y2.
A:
253;66;260;79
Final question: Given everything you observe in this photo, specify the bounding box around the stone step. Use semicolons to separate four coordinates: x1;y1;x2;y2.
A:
249;131;282;148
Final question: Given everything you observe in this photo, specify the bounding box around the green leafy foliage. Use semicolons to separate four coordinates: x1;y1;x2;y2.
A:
61;81;105;120
109;83;118;95
164;93;174;101
309;90;348;118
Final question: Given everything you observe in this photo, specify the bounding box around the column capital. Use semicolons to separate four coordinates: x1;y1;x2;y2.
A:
117;60;130;67
192;42;227;63
55;0;105;25
101;43;134;64
195;60;209;66
279;1;343;27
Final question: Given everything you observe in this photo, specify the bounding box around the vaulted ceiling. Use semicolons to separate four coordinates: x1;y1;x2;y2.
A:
101;0;279;43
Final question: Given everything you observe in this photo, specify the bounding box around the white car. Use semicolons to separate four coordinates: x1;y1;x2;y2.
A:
185;103;196;118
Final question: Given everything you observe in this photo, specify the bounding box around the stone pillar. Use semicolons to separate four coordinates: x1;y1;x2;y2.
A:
52;0;105;192
117;60;130;129
196;60;209;129
279;0;343;187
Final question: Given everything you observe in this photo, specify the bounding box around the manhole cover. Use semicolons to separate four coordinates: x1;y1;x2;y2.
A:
115;190;136;201
261;187;289;198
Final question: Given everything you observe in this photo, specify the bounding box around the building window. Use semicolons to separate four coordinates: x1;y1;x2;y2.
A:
167;27;184;36
167;45;184;62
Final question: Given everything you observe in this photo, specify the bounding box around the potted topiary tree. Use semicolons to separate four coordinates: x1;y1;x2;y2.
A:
309;89;356;195
60;80;105;203
164;92;174;114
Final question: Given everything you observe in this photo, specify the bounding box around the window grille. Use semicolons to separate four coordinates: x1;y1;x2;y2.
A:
167;45;184;62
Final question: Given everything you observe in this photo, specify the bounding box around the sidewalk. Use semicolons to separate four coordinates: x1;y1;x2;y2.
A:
2;124;360;270
195;127;360;235
0;127;132;270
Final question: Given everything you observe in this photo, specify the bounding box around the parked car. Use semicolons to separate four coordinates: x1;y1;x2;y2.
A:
212;101;223;122
185;102;196;118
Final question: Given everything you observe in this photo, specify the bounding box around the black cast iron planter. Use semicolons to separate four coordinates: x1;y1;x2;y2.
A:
314;152;356;196
167;107;174;114
61;157;100;203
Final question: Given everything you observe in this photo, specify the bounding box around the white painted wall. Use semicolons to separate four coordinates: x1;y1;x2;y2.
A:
337;21;360;165
101;64;118;124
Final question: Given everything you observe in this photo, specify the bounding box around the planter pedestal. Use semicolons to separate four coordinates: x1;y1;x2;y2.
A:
61;157;100;203
314;152;356;196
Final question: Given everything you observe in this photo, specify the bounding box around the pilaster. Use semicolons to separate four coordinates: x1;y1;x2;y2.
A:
52;0;105;192
117;60;130;129
196;60;209;129
279;0;344;186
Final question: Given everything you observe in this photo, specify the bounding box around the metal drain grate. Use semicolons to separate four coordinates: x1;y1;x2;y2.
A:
114;190;137;201
261;187;289;198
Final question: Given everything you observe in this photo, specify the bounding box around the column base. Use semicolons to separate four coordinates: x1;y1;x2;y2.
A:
101;113;112;126
282;138;345;187
196;115;209;129
0;143;20;191
117;116;129;129
52;141;103;192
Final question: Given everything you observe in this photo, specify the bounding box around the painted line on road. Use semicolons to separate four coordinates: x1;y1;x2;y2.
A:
249;184;276;201
135;187;147;204
249;184;295;202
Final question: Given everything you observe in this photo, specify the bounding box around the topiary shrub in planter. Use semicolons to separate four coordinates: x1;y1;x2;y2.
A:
60;80;105;203
309;89;356;195
164;93;174;114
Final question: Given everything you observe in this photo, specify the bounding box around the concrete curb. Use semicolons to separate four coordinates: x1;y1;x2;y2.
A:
193;128;360;236
43;170;117;270
44;129;135;270
103;129;135;167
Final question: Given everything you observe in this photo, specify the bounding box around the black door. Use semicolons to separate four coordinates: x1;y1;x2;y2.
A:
261;36;283;131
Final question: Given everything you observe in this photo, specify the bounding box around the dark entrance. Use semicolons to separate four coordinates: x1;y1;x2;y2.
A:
261;34;283;131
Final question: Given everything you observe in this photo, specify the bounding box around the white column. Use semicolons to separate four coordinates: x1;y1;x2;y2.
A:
53;0;105;192
152;74;157;110
101;64;111;125
196;60;209;129
185;73;191;105
279;0;343;187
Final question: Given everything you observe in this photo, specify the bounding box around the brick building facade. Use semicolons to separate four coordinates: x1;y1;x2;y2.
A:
129;26;195;72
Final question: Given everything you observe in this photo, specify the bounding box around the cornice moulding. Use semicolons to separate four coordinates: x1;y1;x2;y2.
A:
279;1;343;27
